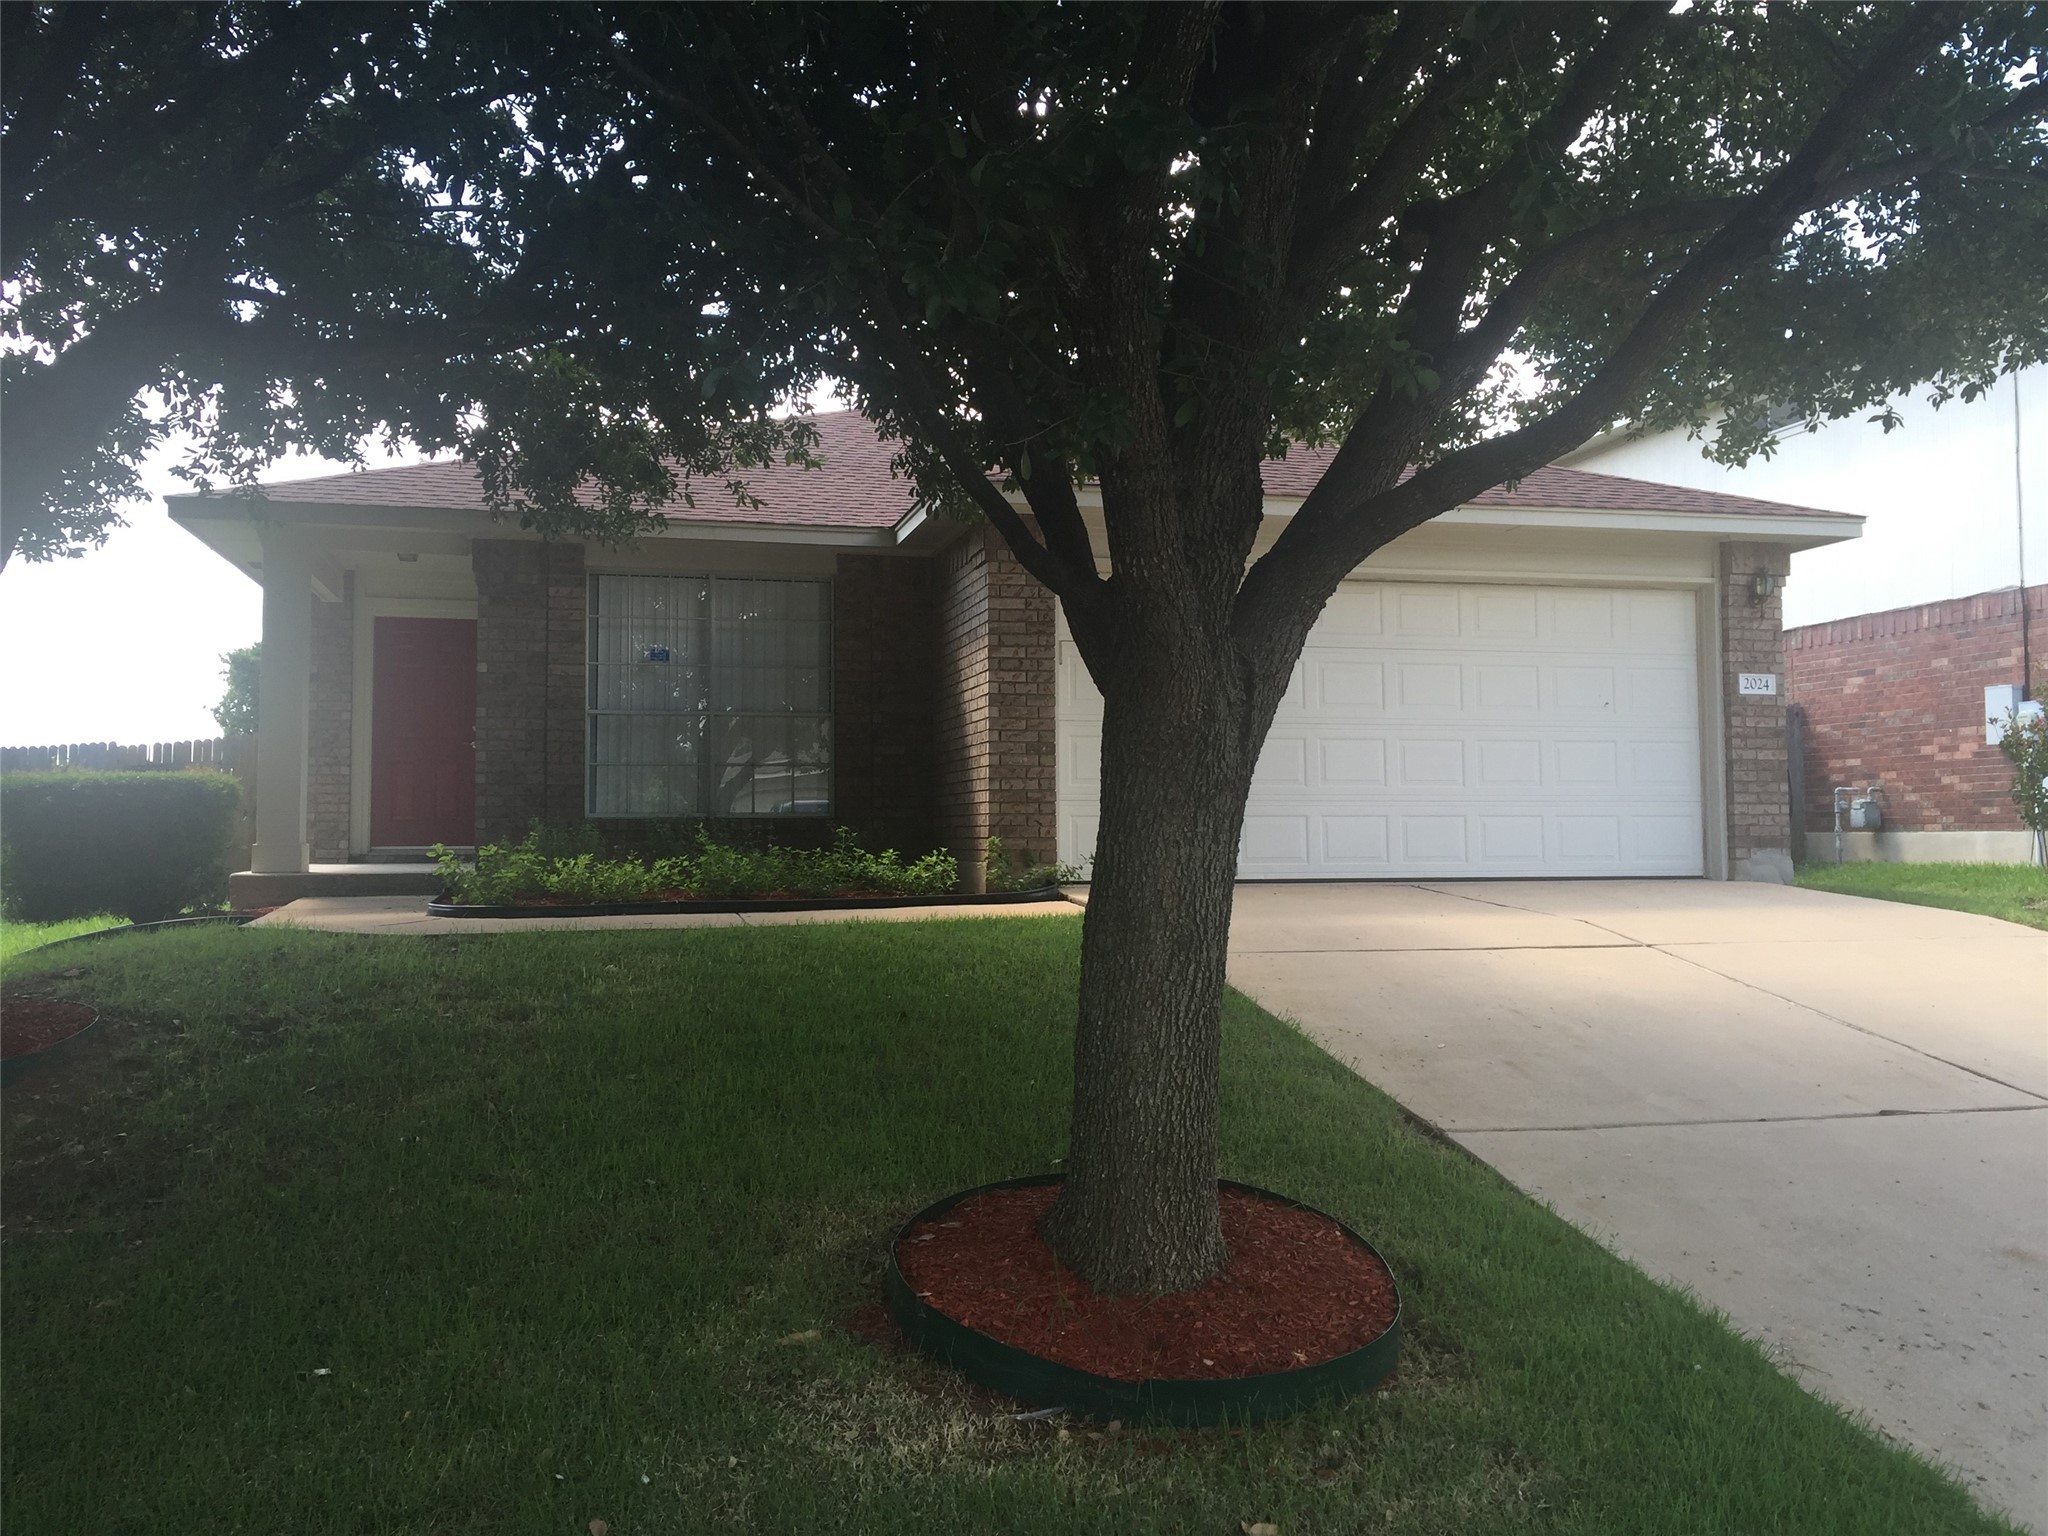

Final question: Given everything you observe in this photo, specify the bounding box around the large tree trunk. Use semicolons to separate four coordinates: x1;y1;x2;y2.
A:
1040;600;1275;1294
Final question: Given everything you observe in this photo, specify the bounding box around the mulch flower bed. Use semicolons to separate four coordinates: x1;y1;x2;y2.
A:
895;1182;1398;1382
2;996;97;1062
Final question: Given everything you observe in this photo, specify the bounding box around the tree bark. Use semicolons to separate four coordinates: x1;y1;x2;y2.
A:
1040;588;1281;1294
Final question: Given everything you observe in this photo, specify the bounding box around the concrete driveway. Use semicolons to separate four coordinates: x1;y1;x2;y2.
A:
1227;880;2048;1531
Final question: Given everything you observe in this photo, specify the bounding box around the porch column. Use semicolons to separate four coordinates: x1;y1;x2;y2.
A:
251;525;312;873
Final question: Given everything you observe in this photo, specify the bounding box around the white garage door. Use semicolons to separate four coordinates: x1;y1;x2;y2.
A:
1056;581;1705;878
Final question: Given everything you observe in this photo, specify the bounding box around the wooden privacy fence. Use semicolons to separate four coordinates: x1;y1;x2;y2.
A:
2;737;258;866
0;738;248;772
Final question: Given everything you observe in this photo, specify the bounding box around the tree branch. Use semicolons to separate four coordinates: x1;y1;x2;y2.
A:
1238;0;1975;643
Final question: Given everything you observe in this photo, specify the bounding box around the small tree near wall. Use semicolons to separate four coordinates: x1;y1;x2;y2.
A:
211;644;260;735
1996;707;2048;866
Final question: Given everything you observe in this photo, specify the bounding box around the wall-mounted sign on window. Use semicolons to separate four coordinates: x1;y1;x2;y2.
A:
644;645;671;664
1737;672;1778;697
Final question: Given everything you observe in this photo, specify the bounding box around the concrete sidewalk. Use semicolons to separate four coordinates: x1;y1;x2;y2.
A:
1226;879;2048;1531
247;893;1080;935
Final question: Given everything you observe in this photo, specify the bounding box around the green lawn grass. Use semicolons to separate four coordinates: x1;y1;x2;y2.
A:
1796;859;2048;931
0;911;125;966
1;920;2013;1534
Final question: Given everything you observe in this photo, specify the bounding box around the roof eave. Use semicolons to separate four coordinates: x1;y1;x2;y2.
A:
167;493;909;549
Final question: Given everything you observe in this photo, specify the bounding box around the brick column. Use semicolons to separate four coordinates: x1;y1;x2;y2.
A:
984;532;1056;857
1720;541;1793;882
832;553;939;853
306;575;353;861
472;540;586;845
934;526;1056;888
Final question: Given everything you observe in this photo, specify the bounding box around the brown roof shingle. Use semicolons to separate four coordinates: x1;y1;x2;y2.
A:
228;410;1855;529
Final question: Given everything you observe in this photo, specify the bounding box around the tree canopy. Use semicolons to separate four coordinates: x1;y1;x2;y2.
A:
0;1;798;566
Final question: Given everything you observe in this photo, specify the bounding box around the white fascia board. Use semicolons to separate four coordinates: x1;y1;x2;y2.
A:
1055;486;1861;548
1425;502;1862;546
166;495;900;549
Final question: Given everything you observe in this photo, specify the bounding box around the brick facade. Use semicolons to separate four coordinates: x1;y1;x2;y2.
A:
1784;583;2045;835
831;553;939;853
472;539;587;845
306;579;354;861
934;526;1057;888
1720;542;1793;882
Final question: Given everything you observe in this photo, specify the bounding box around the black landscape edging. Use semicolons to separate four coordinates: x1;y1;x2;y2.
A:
0;1004;101;1086
15;913;250;957
883;1172;1401;1427
425;886;1064;919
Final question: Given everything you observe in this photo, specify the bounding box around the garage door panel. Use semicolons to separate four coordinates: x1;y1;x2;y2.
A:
1242;815;1311;865
1627;738;1698;791
1397;662;1464;711
1474;589;1539;639
1321;815;1390;863
1319;737;1387;786
1477;738;1542;786
1253;736;1309;789
1557;814;1622;862
1400;815;1469;862
1058;638;1101;718
1397;738;1466;786
1477;815;1546;862
1550;591;1617;642
1476;664;1541;711
1619;589;1697;648
1309;656;1385;711
1555;739;1617;786
1394;588;1462;636
1319;588;1385;637
1057;580;1706;878
1059;727;1101;794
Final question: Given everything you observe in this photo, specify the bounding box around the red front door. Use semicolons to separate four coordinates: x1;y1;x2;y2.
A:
371;617;477;847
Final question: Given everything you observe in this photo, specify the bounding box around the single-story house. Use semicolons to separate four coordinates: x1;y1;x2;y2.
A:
166;411;1860;901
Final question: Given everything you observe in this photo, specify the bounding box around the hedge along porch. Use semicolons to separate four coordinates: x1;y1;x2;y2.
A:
164;412;1860;905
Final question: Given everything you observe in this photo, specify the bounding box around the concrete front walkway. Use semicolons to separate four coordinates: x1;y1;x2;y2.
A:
248;893;1080;935
1227;879;2048;1530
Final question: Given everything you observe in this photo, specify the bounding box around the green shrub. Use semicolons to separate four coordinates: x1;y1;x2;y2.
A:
1;770;241;923
434;823;958;905
983;836;1086;892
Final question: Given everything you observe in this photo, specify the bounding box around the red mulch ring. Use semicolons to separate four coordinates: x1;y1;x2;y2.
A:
1;996;97;1062
895;1184;1398;1383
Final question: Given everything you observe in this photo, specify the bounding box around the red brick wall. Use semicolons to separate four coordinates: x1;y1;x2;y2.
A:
306;579;354;860
1784;584;2046;834
934;526;1057;886
1720;542;1793;880
473;539;587;845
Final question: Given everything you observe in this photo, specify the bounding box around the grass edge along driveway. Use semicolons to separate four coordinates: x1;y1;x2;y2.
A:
1795;859;2048;931
1;919;2017;1535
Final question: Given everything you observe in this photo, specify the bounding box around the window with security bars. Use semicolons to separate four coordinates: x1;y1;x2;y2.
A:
587;573;832;817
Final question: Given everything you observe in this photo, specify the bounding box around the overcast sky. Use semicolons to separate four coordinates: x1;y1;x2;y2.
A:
0;438;419;747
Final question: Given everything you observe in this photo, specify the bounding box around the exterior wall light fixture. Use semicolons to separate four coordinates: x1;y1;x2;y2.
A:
1749;569;1785;605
